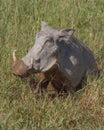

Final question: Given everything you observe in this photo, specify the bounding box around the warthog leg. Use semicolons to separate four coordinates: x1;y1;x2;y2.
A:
31;78;49;94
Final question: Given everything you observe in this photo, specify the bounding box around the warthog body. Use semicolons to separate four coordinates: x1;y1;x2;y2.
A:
12;22;99;93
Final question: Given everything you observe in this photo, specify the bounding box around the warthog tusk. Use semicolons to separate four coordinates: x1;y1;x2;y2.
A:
30;58;34;66
13;50;17;62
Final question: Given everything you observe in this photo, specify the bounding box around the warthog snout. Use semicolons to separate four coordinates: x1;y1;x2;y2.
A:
12;50;34;77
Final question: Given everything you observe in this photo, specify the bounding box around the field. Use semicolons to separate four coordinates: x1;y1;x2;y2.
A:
0;0;104;129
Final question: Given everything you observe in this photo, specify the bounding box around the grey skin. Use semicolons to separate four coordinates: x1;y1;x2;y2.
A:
13;22;99;93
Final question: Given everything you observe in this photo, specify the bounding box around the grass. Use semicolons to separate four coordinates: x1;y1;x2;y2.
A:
0;0;104;129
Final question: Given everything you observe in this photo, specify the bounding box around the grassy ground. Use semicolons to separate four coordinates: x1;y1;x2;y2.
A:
0;0;104;129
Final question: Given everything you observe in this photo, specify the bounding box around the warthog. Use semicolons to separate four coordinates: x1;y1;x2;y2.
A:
12;22;99;94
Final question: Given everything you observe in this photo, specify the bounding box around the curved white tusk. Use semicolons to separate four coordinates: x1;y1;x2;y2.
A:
30;58;34;65
13;50;17;62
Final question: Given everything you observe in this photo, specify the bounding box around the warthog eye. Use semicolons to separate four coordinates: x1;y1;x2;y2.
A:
45;38;54;47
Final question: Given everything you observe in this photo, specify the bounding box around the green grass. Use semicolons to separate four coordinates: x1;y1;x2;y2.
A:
0;0;104;129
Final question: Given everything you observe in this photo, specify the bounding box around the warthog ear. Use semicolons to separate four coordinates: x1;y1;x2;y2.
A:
41;21;49;31
64;29;75;36
60;29;75;37
55;29;75;40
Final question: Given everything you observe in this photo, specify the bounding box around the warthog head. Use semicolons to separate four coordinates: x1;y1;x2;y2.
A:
12;22;74;77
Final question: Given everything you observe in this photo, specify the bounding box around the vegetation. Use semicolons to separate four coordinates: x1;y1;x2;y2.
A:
0;0;104;129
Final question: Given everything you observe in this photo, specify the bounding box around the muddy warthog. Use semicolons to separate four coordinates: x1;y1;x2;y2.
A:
12;22;99;94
